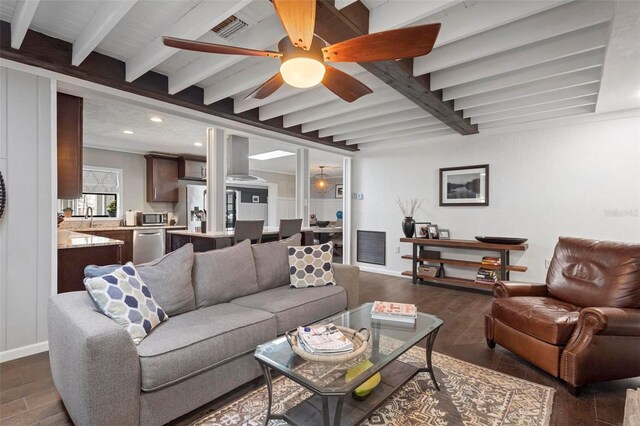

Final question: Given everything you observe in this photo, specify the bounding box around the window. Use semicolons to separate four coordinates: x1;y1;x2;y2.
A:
58;167;123;218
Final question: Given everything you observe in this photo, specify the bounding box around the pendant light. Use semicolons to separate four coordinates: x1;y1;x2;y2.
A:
311;166;336;193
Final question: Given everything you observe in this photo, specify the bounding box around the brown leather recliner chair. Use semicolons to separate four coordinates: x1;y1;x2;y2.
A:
485;237;640;394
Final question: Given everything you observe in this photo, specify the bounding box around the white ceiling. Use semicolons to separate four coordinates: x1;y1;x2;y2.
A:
82;97;344;175
3;0;639;151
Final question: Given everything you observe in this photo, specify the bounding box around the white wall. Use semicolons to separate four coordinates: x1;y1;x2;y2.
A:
352;116;640;282
310;198;343;222
0;68;56;359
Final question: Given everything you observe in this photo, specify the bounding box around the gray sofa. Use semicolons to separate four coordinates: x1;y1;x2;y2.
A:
48;235;359;426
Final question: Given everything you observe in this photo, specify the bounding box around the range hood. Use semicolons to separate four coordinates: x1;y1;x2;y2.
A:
226;135;264;182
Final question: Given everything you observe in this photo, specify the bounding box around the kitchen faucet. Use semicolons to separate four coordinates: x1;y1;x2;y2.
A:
85;206;94;228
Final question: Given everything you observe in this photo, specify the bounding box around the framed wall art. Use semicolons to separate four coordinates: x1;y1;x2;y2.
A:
439;164;489;206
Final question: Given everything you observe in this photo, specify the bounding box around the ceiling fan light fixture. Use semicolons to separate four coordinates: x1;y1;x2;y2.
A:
280;57;325;89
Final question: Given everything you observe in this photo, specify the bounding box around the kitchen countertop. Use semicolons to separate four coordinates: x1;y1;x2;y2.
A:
57;230;124;250
167;226;342;239
167;227;282;239
64;225;186;232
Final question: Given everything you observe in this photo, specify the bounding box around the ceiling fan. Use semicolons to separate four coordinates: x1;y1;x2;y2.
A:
163;0;440;103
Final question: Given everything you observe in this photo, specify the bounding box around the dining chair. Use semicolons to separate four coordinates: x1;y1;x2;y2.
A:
279;218;303;239
233;220;264;244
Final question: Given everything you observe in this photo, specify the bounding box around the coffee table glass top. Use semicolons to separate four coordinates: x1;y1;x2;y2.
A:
255;302;443;394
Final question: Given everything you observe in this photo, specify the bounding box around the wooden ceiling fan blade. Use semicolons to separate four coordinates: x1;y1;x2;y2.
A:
322;65;373;103
321;23;441;62
162;36;282;58
245;73;285;100
272;0;316;50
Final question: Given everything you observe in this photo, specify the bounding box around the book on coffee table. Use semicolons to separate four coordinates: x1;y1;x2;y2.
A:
371;301;417;323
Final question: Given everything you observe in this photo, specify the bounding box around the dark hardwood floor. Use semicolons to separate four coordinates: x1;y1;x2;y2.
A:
1;271;637;425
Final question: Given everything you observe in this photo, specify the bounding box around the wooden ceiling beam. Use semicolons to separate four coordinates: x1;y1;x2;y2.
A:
0;20;357;152
314;0;477;135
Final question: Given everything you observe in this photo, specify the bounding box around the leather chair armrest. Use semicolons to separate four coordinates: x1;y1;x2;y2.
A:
576;307;640;336
493;281;548;298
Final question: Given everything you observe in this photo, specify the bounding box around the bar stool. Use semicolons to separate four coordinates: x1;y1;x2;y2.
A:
278;218;302;240
233;220;264;244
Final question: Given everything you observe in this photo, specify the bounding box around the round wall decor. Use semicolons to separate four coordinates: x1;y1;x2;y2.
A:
0;171;5;219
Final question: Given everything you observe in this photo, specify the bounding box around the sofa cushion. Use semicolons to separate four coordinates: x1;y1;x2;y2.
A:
288;242;335;288
492;296;581;345
192;240;259;308
252;234;302;292
547;237;640;308
231;285;347;334
136;303;276;392
84;262;167;345
137;244;195;316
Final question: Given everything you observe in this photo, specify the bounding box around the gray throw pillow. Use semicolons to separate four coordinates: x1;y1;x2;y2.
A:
84;264;120;278
136;244;195;316
192;239;259;308
288;242;336;288
252;233;302;291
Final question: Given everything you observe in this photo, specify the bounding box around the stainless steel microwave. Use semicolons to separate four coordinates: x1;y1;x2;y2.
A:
137;212;169;226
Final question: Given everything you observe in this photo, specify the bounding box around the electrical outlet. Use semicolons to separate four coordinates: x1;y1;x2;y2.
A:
545;259;551;268
394;246;400;253
356;192;364;200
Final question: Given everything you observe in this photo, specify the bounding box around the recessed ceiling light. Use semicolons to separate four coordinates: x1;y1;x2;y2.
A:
150;117;163;123
249;150;295;161
194;142;203;147
122;130;134;135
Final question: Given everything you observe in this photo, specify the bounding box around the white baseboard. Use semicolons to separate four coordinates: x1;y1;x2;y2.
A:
358;266;405;278
0;341;48;363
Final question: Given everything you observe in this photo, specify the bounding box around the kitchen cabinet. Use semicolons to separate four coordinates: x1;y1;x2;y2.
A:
179;156;207;181
57;93;83;199
58;245;121;293
81;229;133;263
145;155;179;202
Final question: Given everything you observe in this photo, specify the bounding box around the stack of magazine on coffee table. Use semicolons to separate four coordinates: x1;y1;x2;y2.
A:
297;323;354;354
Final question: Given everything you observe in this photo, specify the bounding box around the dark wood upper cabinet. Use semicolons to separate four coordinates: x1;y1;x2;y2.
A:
57;93;83;199
178;155;207;181
145;155;179;202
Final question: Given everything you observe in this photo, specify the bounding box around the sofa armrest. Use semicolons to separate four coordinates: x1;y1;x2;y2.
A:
333;263;359;310
48;292;141;426
574;307;640;337
493;281;548;298
561;306;640;386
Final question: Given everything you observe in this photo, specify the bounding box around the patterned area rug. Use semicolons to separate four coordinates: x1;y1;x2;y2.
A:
193;346;554;426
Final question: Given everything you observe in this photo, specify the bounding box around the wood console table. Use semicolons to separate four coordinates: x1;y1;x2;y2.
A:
400;238;528;292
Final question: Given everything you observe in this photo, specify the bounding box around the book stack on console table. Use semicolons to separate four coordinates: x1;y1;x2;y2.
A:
476;257;500;286
371;301;417;324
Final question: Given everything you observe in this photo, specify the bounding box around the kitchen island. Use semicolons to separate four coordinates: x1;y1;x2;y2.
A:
57;230;124;293
61;225;185;264
167;227;317;253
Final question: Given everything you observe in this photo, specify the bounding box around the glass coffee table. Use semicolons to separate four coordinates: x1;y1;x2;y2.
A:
254;302;443;426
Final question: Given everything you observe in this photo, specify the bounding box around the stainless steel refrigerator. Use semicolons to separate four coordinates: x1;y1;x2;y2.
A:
178;184;237;231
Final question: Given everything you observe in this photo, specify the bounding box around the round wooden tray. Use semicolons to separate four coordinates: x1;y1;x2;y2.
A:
286;326;370;363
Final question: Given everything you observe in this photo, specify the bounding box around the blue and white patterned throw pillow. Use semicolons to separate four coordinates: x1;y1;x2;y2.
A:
84;262;168;344
288;242;335;288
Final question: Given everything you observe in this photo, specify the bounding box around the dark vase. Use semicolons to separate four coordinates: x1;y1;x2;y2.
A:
402;217;415;238
108;211;116;217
